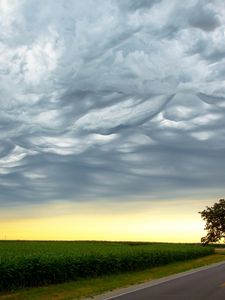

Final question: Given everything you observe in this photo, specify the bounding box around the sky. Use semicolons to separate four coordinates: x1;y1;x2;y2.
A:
0;0;225;242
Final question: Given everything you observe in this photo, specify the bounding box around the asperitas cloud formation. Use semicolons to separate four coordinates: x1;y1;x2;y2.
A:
0;0;225;205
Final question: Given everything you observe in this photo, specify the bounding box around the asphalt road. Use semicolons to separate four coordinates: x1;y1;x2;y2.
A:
99;262;225;300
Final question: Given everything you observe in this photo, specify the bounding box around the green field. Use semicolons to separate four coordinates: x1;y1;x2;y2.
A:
0;241;213;292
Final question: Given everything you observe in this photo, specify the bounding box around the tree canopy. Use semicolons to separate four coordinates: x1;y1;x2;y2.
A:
199;199;225;245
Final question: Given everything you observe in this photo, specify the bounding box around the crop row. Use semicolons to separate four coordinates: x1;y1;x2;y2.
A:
0;242;213;291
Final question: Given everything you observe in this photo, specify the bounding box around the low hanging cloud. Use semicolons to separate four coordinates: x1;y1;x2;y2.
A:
0;0;225;205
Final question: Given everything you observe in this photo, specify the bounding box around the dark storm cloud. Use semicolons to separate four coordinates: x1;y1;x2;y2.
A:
0;0;225;205
188;2;221;31
118;0;161;11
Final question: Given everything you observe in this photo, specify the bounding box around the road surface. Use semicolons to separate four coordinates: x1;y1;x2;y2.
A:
90;261;225;300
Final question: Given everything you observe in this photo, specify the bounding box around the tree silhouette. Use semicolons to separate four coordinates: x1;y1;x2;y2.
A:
199;199;225;245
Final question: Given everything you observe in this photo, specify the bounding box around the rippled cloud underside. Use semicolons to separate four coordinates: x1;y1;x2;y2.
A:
1;0;225;205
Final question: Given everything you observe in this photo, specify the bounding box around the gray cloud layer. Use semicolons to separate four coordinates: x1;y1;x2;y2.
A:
0;0;225;205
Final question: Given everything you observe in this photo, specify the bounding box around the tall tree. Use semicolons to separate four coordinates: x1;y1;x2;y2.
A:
199;199;225;245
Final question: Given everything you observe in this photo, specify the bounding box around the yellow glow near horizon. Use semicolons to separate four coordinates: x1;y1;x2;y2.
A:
0;198;211;242
1;215;202;242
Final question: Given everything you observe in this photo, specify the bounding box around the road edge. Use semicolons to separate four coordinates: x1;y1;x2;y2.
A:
84;260;225;300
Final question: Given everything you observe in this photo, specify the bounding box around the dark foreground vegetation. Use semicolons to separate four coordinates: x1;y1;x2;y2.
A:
0;241;214;292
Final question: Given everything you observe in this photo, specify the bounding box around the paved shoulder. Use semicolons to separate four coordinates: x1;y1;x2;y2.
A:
85;261;225;300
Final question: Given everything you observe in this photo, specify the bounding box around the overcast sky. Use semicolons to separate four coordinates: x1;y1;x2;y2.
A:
0;0;225;208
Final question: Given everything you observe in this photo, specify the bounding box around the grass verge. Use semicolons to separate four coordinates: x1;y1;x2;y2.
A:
0;254;225;300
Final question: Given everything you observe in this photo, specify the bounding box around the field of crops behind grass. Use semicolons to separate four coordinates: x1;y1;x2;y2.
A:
0;241;214;292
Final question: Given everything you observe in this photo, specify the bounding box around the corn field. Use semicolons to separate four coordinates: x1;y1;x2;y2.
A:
0;241;213;291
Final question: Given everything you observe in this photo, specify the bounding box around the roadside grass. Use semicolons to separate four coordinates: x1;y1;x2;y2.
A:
0;254;225;300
